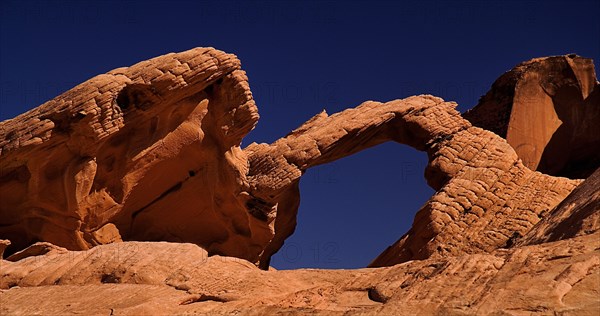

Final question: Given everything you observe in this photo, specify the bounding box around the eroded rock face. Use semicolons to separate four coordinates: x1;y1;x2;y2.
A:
519;167;600;246
1;233;598;315
464;55;600;178
245;96;580;268
0;48;268;261
0;47;599;315
0;48;591;271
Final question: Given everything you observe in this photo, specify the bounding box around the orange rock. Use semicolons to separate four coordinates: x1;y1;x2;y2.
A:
245;95;579;268
1;233;598;314
0;48;266;262
464;55;600;178
0;47;599;315
0;48;589;271
519;167;600;246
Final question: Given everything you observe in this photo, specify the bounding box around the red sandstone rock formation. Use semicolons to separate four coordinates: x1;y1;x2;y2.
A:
464;55;600;178
0;48;598;315
0;48;584;268
519;167;600;246
0;48;267;262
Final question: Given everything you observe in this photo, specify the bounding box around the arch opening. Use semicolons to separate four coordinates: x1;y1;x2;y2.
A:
269;142;433;269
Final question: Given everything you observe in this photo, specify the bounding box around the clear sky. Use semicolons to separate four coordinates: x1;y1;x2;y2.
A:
1;0;598;269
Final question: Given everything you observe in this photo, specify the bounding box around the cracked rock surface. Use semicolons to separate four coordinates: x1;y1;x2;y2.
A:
0;48;267;262
0;48;599;314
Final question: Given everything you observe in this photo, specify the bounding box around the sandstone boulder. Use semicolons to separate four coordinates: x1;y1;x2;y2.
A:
464;55;600;178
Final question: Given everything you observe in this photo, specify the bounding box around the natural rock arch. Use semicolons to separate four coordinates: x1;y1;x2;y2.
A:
0;47;580;270
269;143;432;269
244;95;580;268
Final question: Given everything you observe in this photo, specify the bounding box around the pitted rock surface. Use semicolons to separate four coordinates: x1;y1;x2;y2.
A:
0;48;585;270
1;47;599;315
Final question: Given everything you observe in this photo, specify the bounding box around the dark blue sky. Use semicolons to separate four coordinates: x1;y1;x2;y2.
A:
1;0;598;269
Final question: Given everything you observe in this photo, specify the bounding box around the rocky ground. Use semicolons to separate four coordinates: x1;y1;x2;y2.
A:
1;231;598;315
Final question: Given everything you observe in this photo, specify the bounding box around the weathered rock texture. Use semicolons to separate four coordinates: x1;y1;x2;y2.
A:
519;167;600;246
247;96;581;268
1;48;600;315
0;48;591;272
464;55;600;178
0;48;268;262
1;232;598;315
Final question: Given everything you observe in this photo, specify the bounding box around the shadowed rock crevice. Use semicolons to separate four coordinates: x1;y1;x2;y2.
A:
518;167;600;245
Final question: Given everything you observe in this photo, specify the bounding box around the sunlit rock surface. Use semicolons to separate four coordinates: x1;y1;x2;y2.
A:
464;55;600;178
0;48;598;315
